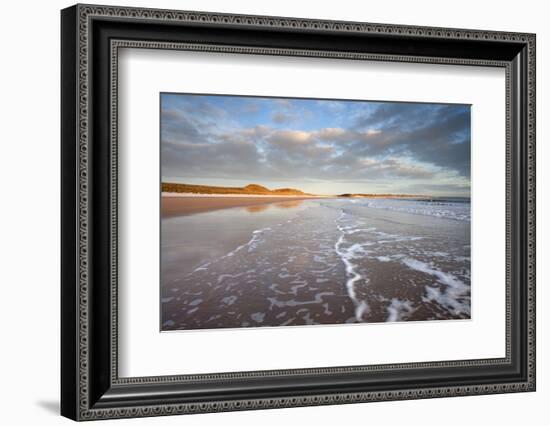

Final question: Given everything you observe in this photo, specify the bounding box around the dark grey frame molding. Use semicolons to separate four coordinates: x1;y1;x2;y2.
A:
61;4;536;421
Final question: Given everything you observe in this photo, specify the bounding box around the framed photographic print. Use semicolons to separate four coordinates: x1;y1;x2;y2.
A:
61;4;536;421
159;93;473;331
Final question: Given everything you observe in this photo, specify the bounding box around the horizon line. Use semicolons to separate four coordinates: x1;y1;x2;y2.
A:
161;181;471;199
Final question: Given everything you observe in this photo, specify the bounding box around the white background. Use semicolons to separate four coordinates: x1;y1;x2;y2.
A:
0;0;547;425
119;50;505;377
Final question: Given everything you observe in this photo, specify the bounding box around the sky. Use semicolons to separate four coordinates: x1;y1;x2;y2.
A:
160;93;471;196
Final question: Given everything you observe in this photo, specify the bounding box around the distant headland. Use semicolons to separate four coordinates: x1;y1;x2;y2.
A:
162;182;311;196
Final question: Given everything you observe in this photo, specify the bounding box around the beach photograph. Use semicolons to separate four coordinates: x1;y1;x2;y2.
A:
160;93;471;331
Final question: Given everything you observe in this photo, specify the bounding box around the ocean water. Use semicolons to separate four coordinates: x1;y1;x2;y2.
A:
350;197;471;222
161;198;471;331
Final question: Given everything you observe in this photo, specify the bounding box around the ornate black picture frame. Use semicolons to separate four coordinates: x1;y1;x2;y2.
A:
61;4;536;421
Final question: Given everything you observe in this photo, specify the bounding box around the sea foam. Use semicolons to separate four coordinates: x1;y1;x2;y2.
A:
334;210;371;321
356;198;470;222
401;257;470;316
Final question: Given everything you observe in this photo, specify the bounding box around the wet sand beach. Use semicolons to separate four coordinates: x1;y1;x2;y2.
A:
161;197;471;331
162;195;330;218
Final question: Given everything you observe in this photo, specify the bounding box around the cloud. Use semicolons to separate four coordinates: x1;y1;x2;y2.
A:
316;128;347;141
271;111;296;124
267;130;312;146
160;94;470;195
161;108;203;145
364;157;437;179
352;103;471;176
162;136;263;180
401;181;471;196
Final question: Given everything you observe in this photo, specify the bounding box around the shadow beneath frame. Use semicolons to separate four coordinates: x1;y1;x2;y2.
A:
36;400;59;416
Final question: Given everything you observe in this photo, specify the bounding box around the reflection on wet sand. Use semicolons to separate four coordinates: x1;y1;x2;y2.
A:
162;195;318;218
244;204;271;213
244;200;303;213
274;200;303;209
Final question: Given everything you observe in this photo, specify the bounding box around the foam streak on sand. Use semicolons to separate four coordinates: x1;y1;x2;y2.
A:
386;298;416;322
267;292;335;309
334;210;370;321
227;227;272;256
401;257;470;316
192;227;272;273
